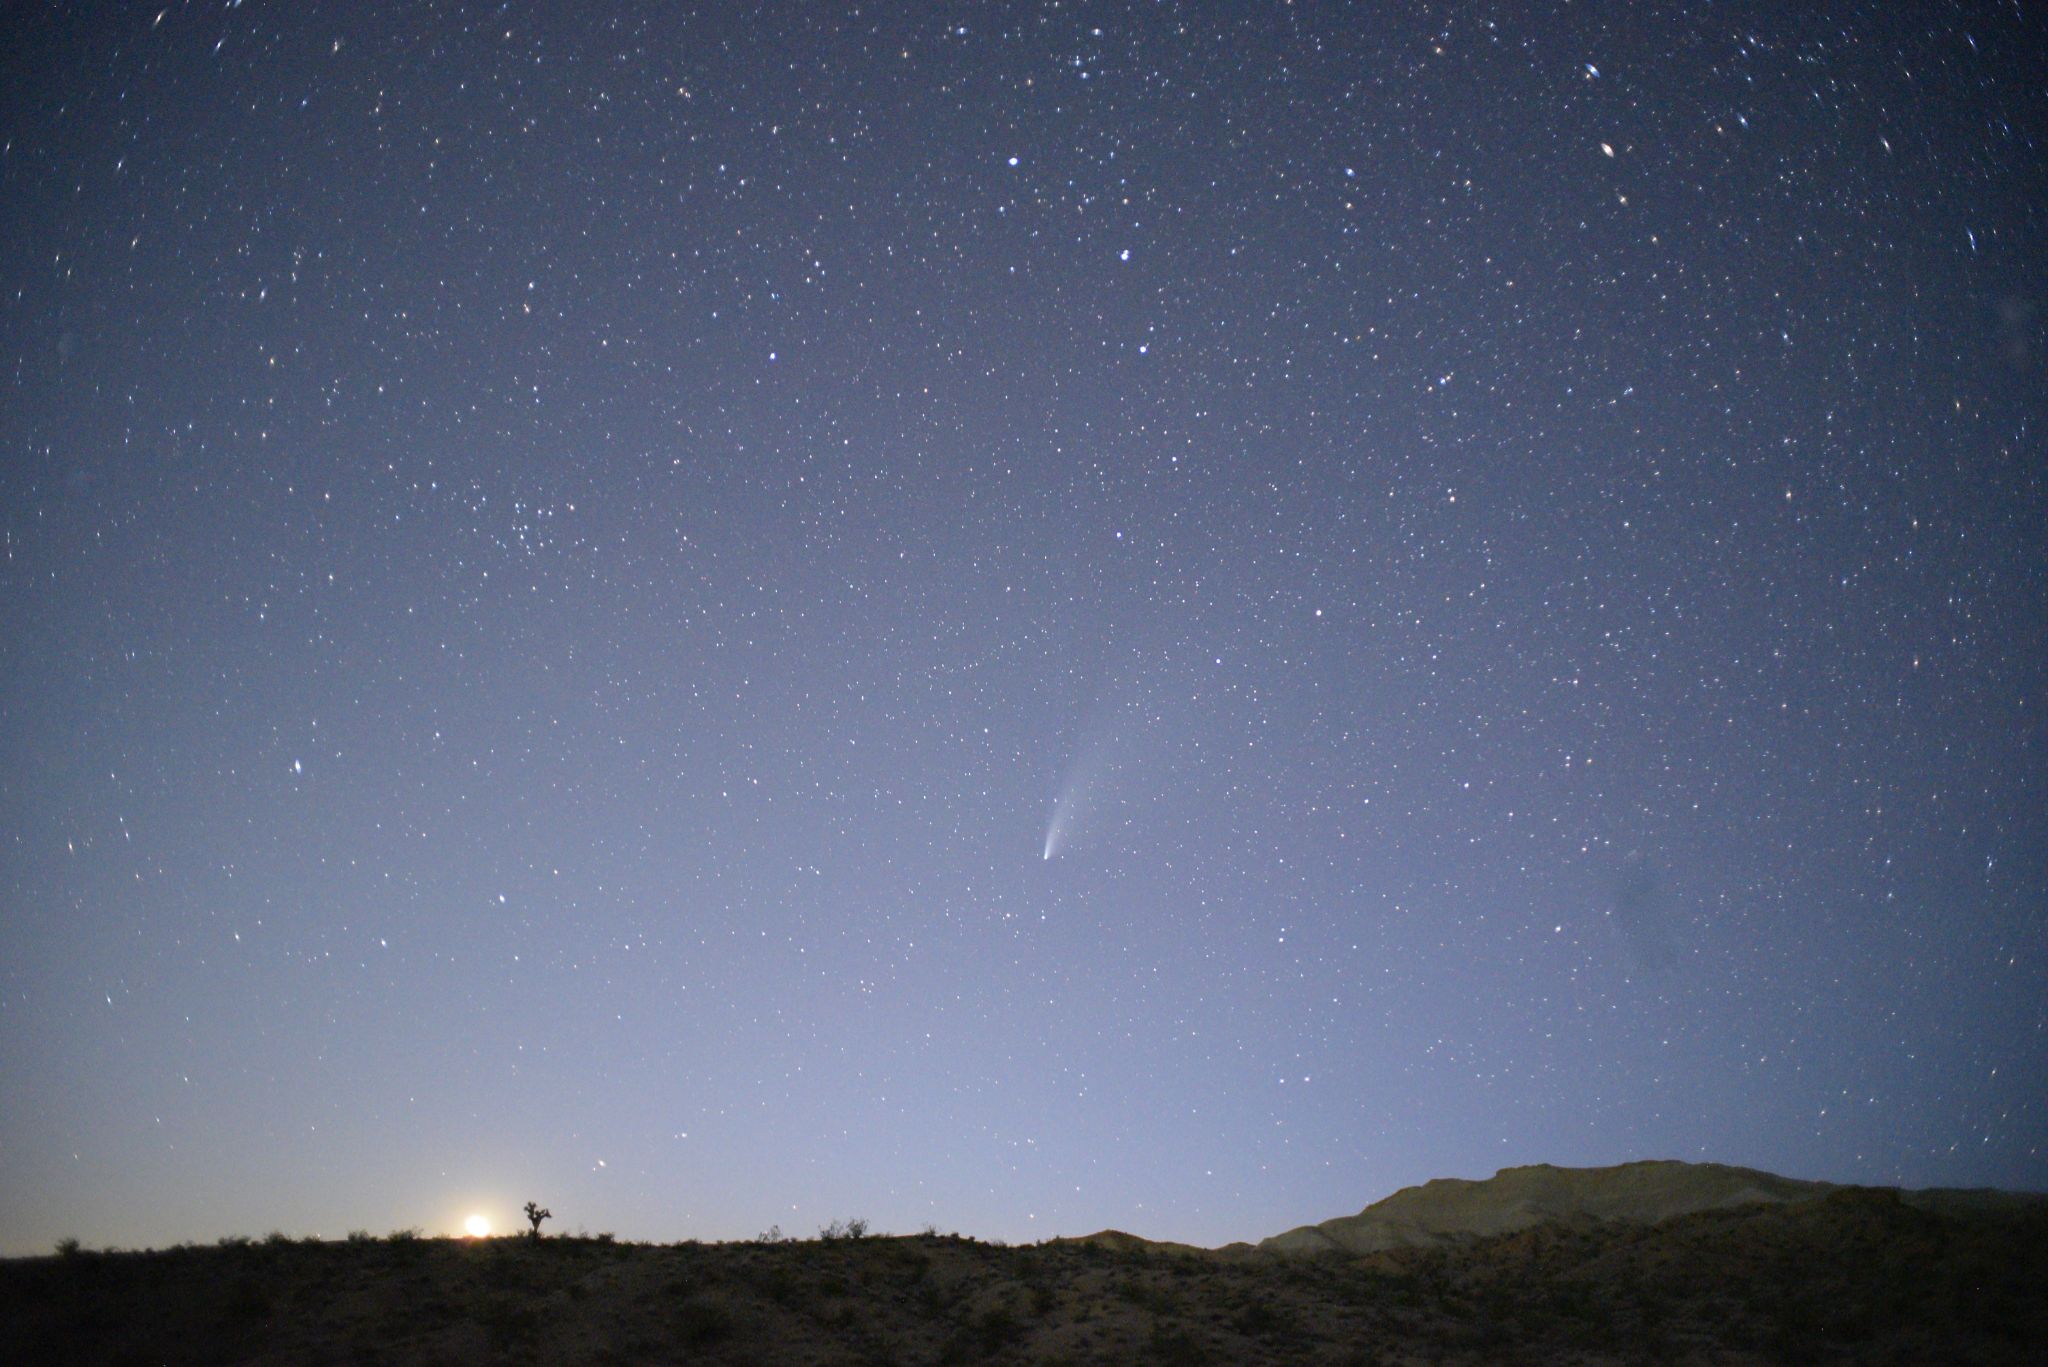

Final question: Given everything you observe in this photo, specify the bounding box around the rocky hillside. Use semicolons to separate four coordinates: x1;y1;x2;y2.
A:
1257;1159;2036;1255
7;1163;2044;1363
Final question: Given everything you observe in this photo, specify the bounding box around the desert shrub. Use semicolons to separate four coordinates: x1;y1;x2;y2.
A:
523;1201;552;1238
975;1305;1023;1352
264;1230;293;1246
345;1229;373;1243
820;1217;869;1241
937;1305;1025;1363
915;1280;951;1318
1232;1300;1292;1338
55;1237;81;1257
676;1297;736;1347
596;1230;616;1244
1147;1321;1210;1364
218;1234;252;1248
755;1262;803;1306
1113;1277;1182;1314
386;1227;422;1243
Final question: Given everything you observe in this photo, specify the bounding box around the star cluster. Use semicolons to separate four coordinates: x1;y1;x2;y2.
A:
1;2;2041;1252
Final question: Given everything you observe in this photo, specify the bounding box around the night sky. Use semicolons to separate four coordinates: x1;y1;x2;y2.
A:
2;2;2043;1256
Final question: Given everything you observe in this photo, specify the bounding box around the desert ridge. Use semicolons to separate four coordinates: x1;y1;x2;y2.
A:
1262;1159;1845;1254
8;1160;2044;1364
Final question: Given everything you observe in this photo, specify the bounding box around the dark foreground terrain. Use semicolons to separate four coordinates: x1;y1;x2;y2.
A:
7;1188;2044;1365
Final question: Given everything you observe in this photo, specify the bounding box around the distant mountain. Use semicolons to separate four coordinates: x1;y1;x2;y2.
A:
10;1179;2047;1363
1258;1159;2043;1255
1048;1229;1221;1258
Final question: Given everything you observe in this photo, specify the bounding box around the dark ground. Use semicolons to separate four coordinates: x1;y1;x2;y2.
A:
6;1188;2044;1365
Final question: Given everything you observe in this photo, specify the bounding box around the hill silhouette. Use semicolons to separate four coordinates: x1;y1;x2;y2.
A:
1261;1159;1841;1254
6;1162;2043;1364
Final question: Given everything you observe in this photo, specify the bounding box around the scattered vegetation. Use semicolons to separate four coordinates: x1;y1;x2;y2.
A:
522;1201;551;1239
3;1191;2041;1365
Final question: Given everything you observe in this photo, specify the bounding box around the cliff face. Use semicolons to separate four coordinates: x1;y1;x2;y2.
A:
1259;1160;1835;1254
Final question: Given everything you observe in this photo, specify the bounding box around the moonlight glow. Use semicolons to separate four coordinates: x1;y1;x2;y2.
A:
463;1215;491;1238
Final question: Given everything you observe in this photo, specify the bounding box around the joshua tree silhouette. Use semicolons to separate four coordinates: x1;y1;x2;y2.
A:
523;1201;551;1238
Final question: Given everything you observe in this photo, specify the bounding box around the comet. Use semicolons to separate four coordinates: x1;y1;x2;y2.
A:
1042;749;1103;861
